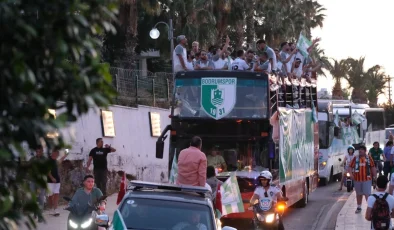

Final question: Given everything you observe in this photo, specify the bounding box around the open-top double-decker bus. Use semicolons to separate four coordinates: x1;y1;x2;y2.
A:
155;70;319;226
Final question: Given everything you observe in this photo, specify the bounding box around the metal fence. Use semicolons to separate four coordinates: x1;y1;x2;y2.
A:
110;68;173;108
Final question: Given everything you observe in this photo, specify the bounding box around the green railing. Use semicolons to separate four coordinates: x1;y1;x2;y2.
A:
110;68;173;108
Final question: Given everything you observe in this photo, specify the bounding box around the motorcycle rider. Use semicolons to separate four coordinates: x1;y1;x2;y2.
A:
338;145;356;191
68;175;106;215
249;171;287;230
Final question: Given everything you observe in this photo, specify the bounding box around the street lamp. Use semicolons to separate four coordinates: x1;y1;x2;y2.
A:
149;19;175;79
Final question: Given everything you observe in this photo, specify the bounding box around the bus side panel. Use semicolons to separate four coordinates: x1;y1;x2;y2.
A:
312;122;319;191
278;108;316;204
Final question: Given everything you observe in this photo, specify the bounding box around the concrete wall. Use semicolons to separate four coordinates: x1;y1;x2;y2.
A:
59;105;171;183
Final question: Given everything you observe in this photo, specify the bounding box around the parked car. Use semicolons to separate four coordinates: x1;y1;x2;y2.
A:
94;180;237;230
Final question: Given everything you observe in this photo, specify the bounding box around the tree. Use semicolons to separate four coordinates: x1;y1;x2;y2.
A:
110;0;327;64
0;1;118;229
365;65;388;107
344;57;369;103
329;59;347;99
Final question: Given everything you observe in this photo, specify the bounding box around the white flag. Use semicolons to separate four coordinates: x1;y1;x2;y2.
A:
334;110;340;127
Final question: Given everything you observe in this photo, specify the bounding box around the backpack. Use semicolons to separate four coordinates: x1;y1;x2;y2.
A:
371;193;391;230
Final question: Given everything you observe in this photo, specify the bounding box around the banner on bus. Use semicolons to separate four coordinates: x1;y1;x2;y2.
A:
278;108;314;183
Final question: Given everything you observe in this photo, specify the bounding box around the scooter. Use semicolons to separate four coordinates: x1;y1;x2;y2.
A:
249;197;286;230
63;195;107;230
345;172;354;192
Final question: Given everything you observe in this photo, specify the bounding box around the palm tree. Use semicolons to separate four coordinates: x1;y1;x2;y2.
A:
329;59;347;99
365;65;388;106
344;57;368;103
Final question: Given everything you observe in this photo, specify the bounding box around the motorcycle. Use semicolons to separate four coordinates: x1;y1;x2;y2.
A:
249;197;286;230
345;172;354;192
63;195;108;230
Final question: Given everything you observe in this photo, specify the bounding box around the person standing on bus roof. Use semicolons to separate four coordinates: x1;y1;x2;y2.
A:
369;142;385;177
348;145;376;214
177;136;207;187
173;35;189;72
231;50;252;71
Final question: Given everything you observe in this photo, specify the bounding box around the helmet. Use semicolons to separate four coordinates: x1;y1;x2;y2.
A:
257;171;273;187
347;145;355;152
259;171;273;180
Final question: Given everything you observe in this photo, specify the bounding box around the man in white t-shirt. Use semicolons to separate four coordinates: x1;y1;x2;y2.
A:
366;176;394;230
231;50;251;71
173;35;189;72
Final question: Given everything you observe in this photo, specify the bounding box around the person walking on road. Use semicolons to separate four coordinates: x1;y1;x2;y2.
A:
47;147;68;216
365;175;394;230
86;138;116;196
349;145;377;214
176;136;207;187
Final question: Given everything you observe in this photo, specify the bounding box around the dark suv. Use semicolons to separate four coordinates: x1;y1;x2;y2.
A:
95;180;237;230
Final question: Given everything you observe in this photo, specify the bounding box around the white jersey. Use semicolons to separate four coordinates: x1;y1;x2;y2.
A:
253;185;281;202
346;153;356;167
231;58;250;71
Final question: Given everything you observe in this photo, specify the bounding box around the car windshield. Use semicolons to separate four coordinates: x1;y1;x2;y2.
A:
120;198;214;230
173;77;268;119
217;177;257;193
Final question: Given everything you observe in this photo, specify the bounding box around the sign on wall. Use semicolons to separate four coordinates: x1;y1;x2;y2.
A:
149;112;161;137
101;110;116;137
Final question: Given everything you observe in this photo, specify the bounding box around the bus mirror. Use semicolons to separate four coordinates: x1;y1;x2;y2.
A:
156;140;165;159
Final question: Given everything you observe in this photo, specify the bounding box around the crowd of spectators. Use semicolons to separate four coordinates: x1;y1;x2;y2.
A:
173;35;323;90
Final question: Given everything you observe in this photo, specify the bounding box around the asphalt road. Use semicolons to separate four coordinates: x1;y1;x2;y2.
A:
282;181;351;230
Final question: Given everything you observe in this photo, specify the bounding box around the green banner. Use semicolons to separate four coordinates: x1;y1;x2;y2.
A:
279;108;314;183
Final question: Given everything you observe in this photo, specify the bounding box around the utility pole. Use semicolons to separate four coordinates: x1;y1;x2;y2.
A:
387;75;393;106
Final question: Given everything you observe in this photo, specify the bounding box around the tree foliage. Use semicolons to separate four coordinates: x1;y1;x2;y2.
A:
0;0;118;229
104;0;327;67
327;57;388;105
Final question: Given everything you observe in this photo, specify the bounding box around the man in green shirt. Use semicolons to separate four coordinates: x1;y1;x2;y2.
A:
207;146;227;173
369;141;385;177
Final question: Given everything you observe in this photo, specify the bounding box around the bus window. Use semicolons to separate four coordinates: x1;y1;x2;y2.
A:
366;111;385;131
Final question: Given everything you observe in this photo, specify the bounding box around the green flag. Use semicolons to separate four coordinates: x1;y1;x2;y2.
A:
296;33;312;57
112;210;127;230
169;154;178;184
341;126;360;145
220;174;244;215
351;110;365;125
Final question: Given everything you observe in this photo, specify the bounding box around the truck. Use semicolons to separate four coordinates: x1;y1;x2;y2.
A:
155;70;319;226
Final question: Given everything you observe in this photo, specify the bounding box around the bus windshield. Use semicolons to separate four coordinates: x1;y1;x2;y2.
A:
366;110;385;131
173;77;268;119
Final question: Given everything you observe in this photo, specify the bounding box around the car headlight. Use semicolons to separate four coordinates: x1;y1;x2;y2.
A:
81;218;93;229
69;219;78;229
265;213;275;223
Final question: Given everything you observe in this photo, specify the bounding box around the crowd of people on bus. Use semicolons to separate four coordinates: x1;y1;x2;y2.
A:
173;35;323;90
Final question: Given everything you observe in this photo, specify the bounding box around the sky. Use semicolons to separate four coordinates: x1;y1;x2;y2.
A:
312;0;394;104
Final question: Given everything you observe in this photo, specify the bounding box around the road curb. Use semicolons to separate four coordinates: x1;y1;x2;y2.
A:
335;190;356;230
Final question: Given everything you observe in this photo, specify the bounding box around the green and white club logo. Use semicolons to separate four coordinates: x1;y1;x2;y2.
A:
201;78;237;120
